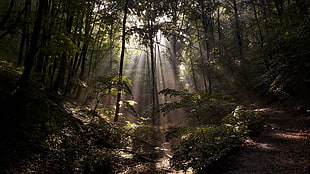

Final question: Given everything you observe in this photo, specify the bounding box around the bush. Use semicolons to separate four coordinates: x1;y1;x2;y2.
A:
168;106;265;173
159;88;235;125
170;125;240;173
222;106;265;136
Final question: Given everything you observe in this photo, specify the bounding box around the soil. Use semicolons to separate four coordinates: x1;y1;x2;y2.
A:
223;108;310;174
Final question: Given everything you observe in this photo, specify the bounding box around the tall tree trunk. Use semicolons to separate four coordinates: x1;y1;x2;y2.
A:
217;5;222;41
65;24;81;94
149;29;158;125
87;49;94;81
0;0;15;30
53;15;73;92
18;26;27;65
157;37;167;101
109;22;114;72
195;19;208;93
75;1;96;99
41;55;48;85
114;0;129;122
273;0;284;16
169;35;179;89
200;0;214;94
0;0;29;40
189;44;198;91
19;0;47;88
251;0;269;70
75;42;88;99
52;52;67;92
49;55;58;89
252;0;264;47
146;47;152;105
232;0;243;58
18;0;32;65
169;13;180;90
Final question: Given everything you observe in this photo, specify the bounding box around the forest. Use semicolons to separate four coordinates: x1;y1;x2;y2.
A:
0;0;309;173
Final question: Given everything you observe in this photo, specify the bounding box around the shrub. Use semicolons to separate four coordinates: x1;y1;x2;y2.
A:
159;88;235;125
167;106;265;173
170;125;240;173
222;106;265;136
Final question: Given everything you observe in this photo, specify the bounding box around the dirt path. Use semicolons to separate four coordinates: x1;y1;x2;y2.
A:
224;108;310;174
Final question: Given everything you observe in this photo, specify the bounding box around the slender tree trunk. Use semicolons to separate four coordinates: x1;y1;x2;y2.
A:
34;51;44;74
0;0;15;30
64;56;74;95
109;22;114;71
157;37;167;101
18;0;33;65
189;44;198;91
53;15;73;93
251;0;269;71
49;55;58;88
232;0;243;58
195;20;208;93
201;1;215;94
150;30;158;125
64;17;81;95
0;0;29;40
52;52;67;92
87;49;94;81
216;2;222;41
273;0;284;16
41;55;48;85
18;27;27;65
114;0;129;122
75;42;88;99
19;0;47;88
252;0;264;47
146;47;152;105
169;35;179;89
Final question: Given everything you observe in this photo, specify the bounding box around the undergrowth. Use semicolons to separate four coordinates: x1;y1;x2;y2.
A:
160;89;265;173
0;61;162;173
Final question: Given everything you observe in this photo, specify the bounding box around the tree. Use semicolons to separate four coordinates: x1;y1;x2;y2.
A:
19;0;47;87
114;0;129;122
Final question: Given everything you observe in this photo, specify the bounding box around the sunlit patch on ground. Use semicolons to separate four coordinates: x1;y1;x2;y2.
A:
254;108;274;112
156;142;194;174
273;131;309;140
166;168;193;174
245;138;275;150
167;169;193;174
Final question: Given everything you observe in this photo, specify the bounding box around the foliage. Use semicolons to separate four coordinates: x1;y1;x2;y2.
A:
167;106;265;173
257;16;310;101
0;65;136;173
159;88;234;125
159;89;265;173
91;74;132;97
40;111;126;173
222;106;265;136
170;125;240;173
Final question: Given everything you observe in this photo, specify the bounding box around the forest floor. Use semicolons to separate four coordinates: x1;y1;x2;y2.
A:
157;107;310;174
223;107;310;174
